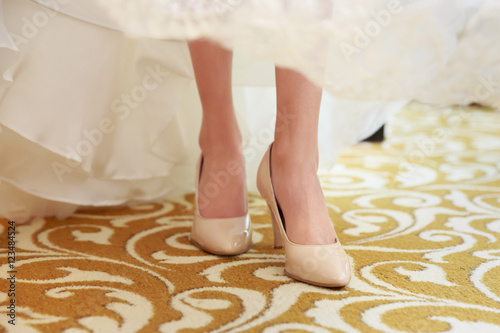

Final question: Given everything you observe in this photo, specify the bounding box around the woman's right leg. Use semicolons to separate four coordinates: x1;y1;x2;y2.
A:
188;39;247;218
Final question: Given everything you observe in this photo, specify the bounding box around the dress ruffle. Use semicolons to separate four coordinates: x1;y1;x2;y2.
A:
1;0;400;222
0;0;498;221
97;0;500;107
0;0;18;85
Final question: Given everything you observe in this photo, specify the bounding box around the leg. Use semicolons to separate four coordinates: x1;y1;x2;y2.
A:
188;40;246;218
272;67;337;245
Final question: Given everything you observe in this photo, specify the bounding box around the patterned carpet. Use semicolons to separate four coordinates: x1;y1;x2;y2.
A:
1;103;500;332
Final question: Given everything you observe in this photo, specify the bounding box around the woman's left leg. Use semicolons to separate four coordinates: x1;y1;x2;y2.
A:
271;67;338;245
256;67;350;286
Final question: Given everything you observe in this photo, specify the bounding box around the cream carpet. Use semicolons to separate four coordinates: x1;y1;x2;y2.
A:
1;103;500;332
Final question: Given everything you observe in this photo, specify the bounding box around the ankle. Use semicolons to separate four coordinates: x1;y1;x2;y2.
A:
199;105;242;150
271;142;319;176
199;131;242;158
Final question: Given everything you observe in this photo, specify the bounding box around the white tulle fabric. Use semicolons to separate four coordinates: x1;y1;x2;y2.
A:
0;0;498;221
97;0;500;106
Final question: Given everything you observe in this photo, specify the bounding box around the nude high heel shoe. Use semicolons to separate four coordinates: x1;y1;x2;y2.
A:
190;156;252;255
257;144;351;287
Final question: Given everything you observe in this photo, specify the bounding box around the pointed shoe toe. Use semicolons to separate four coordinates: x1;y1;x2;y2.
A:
284;242;351;287
190;213;252;255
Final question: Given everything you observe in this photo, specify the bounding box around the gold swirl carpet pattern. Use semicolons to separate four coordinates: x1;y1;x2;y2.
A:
1;104;500;332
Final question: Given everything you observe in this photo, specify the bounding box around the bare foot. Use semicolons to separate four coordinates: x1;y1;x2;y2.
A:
197;148;247;218
270;145;338;245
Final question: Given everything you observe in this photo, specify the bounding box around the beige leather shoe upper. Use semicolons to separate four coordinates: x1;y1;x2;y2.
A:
191;212;252;255
190;156;252;255
257;144;351;287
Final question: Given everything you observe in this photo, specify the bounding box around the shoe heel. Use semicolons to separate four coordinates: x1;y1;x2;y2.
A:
268;205;283;248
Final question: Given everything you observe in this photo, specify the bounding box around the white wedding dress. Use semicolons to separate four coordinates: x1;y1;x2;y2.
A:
0;0;499;221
